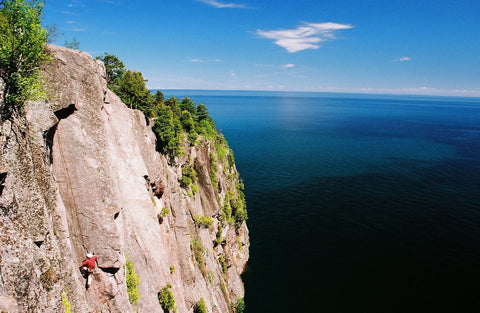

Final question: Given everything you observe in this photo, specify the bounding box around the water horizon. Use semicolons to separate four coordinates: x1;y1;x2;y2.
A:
159;90;480;312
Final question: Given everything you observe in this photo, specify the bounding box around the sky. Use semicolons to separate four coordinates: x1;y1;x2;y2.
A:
42;0;480;97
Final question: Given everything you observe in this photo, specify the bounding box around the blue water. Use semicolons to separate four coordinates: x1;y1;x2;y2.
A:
163;90;480;312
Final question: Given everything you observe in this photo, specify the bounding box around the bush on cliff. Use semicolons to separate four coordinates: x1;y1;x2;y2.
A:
0;0;49;119
158;282;176;312
125;255;140;305
194;298;207;313
95;52;125;89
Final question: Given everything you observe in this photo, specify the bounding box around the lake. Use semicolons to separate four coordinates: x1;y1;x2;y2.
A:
163;90;480;313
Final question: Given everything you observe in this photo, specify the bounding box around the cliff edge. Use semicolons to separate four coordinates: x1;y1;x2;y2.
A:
0;45;249;312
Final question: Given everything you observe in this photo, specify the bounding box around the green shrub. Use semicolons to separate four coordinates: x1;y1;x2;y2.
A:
181;164;197;187
169;266;175;274
218;255;227;274
216;140;227;162
236;298;245;313
61;287;71;313
191;236;208;277
181;175;192;187
126;255;140;305
161;207;170;217
158;283;176;312
0;0;50;119
215;224;223;245
209;153;218;190
194;214;214;229
191;184;198;194
227;149;236;168
191;237;205;266
222;193;233;224
194;298;207;313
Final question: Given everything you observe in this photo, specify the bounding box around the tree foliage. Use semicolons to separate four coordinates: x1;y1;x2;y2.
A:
64;37;80;50
153;90;165;106
95;55;233;162
0;0;49;119
180;97;196;115
126;255;140;305
194;298;207;313
154;103;182;155
158;283;176;312
115;70;153;115
46;23;62;43
95;52;125;89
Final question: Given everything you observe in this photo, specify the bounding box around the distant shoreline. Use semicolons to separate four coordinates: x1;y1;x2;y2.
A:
152;89;480;101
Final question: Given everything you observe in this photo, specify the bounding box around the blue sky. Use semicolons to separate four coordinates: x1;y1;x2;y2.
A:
42;0;480;97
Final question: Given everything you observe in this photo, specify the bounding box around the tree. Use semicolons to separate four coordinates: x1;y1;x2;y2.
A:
46;23;63;43
180;110;198;144
153;90;164;106
115;70;153;116
95;52;125;89
64;37;80;50
0;0;49;119
180;97;196;115
153;104;182;155
196;103;209;122
164;96;181;117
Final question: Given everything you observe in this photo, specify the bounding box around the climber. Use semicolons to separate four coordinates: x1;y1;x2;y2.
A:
80;253;98;289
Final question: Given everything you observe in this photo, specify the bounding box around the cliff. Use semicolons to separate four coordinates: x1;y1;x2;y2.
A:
0;45;249;312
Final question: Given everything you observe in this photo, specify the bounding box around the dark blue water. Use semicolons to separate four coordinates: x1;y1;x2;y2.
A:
164;91;480;312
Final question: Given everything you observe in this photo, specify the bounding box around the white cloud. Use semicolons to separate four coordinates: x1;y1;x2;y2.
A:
188;58;223;63
282;64;295;68
197;0;247;9
398;56;411;62
256;22;353;53
230;70;236;77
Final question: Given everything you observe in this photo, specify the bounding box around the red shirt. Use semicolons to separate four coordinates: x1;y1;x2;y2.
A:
81;256;98;270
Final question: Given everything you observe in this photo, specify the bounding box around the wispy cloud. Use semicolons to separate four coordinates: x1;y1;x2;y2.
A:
256;22;353;53
282;64;295;68
188;57;222;63
68;0;85;7
197;0;247;9
397;56;411;62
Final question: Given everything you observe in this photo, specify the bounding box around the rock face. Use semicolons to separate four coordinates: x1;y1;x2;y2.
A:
0;45;249;312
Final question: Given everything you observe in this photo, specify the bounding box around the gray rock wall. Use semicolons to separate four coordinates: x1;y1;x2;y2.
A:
0;45;248;312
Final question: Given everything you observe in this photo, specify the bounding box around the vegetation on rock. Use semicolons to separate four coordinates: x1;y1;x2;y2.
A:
158;282;176;312
194;214;214;229
235;297;245;313
95;52;125;89
61;287;72;313
39;267;57;292
126;255;140;305
0;0;49;119
193;298;207;313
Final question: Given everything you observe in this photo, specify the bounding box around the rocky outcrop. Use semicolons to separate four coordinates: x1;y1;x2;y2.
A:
0;45;248;312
